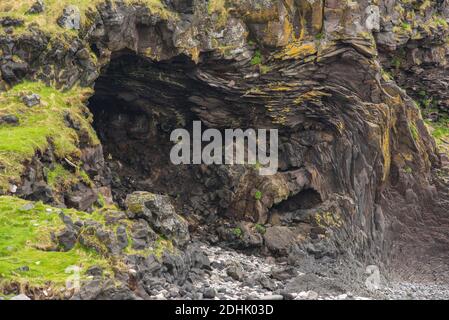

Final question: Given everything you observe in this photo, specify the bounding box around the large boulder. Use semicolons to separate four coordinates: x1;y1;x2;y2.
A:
263;226;296;255
125;192;190;247
65;184;98;211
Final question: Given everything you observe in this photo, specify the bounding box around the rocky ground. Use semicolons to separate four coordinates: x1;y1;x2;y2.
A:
2;0;449;301
86;240;449;301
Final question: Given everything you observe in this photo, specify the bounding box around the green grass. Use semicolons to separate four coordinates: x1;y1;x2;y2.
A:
255;223;266;234
410;122;419;141
0;0;175;37
401;22;412;32
426;118;449;157
391;56;402;69
251;49;262;65
232;227;242;238
0;196;111;292
430;121;449;140
0;81;99;192
46;164;75;188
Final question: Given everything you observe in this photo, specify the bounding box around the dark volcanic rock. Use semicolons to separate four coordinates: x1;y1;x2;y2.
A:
22;93;40;107
57;5;81;30
0;115;19;125
115;225;128;250
2;0;449;299
263;226;296;255
56;227;77;251
86;265;104;278
27;0;45;14
203;287;216;299
72;279;139;300
0;17;24;27
226;263;244;281
65;184;97;211
126;192;190;247
284;274;346;296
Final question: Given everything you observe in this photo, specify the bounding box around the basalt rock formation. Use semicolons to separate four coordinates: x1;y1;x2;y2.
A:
1;0;449;298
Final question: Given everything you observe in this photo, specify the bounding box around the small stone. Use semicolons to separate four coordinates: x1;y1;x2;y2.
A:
22;93;41;107
0;17;24;27
154;293;166;300
0;114;19;125
4;27;14;34
217;287;227;293
226;263;244;281
260;294;284;300
131;238;147;250
203;287;216;299
86;265;103;277
279;290;294;300
192;251;211;270
16;266;30;272
9;184;17;193
20;203;35;211
211;261;224;270
10;294;31;300
337;293;348;300
306;291;319;300
27;0;45;14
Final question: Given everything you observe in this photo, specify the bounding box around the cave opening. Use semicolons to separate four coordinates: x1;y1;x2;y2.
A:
87;50;314;224
87;51;211;211
269;188;323;224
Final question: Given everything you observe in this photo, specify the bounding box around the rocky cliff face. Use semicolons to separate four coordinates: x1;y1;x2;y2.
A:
1;0;449;299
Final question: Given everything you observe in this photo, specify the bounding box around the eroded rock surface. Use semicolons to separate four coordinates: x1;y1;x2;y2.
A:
1;0;449;299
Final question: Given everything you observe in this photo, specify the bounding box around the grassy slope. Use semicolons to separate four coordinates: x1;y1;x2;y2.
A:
0;196;112;293
0;81;99;192
0;195;174;297
427;118;449;157
0;1;180;297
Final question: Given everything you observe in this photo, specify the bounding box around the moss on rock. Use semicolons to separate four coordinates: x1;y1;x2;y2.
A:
0;81;98;193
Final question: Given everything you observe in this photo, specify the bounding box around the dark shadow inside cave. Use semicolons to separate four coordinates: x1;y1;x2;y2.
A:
269;188;323;224
88;51;210;210
87;50;323;224
274;188;322;212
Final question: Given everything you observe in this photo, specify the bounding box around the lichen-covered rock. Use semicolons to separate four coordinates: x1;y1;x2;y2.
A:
125;192;190;247
21;93;40;107
57;5;81;30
